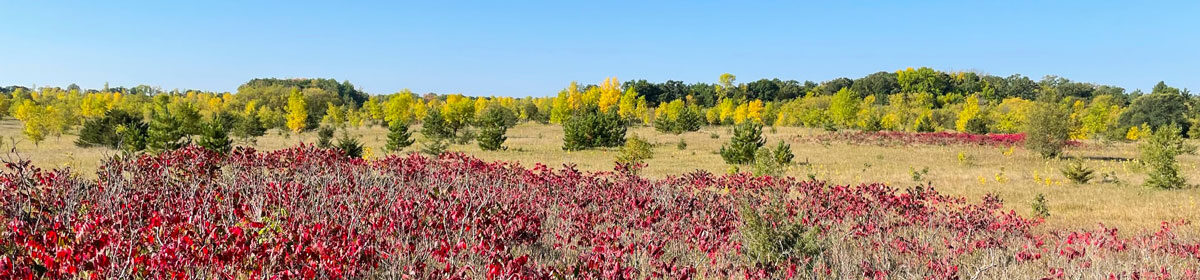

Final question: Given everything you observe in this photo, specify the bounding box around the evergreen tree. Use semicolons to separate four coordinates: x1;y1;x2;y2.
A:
721;121;765;164
233;111;266;140
146;106;185;152
316;126;335;148
385;120;415;152
336;131;364;158
476;107;511;151
563;106;627;151
196;116;233;154
421;109;453;140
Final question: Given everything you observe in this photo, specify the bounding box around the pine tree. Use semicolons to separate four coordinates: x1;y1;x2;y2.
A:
316;126;335;148
421;109;452;140
335;131;364;158
385;121;415;152
197;116;233;154
476;107;510;151
721;121;765;164
146;106;185;152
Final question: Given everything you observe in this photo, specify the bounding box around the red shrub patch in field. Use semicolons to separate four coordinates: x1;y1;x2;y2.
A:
811;131;1084;148
0;145;1195;279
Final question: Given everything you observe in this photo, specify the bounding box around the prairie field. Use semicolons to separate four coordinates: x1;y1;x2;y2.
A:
4;118;1198;232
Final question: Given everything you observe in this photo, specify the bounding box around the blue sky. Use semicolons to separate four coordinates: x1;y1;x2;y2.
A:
1;1;1197;96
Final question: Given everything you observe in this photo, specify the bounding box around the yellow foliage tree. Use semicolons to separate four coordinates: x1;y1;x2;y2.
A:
285;88;308;133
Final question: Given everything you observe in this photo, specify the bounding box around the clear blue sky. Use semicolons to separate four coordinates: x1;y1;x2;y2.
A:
1;1;1197;96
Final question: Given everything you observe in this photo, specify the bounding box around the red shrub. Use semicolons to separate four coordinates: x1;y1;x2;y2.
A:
0;145;1195;279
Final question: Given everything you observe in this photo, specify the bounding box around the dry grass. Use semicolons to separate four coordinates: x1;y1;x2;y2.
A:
3;119;1199;232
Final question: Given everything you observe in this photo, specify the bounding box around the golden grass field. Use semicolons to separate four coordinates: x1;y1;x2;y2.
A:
2;119;1198;232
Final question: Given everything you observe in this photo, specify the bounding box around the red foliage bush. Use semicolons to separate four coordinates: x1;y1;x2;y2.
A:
1;145;1196;279
812;131;1087;148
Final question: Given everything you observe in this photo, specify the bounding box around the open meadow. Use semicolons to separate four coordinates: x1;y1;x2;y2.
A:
5;118;1198;232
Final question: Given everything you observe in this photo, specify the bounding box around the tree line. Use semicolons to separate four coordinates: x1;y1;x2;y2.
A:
1;68;1197;153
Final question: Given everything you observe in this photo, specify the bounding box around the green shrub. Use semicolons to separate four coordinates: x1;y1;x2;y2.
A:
720;122;765;164
1024;101;1071;158
676;138;687;150
739;202;823;266
910;167;929;182
770;141;794;165
335;131;363;158
1031;193;1050;218
563;107;627;151
1140;124;1196;189
1060;160;1094;184
710;132;720;139
385;121;414;152
316;126;335;148
616;135;653;166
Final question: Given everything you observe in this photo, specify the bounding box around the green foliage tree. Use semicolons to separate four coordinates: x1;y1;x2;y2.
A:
562;107;627;151
1118;92;1191;134
721;122;765;164
1140;124;1196;189
828;88;859;127
233;111;266;141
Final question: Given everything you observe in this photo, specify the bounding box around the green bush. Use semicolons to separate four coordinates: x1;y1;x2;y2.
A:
1140;124;1196;189
771;141;794;165
616;135;653;166
676;138;687;150
385;121;414;152
654;107;704;134
563;107;627;151
1031;193;1050;218
739;202;823;266
720;122;765;165
1024;101;1071;158
233;112;266;140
